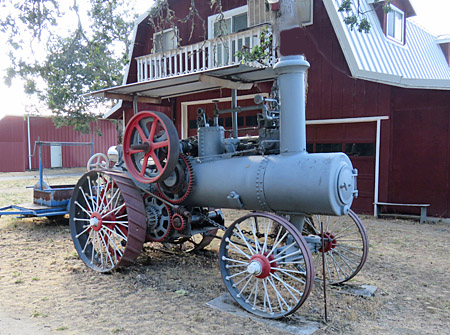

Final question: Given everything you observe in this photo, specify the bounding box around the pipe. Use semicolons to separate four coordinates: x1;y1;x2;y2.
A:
231;89;238;139
274;55;310;155
38;139;43;190
27;115;32;170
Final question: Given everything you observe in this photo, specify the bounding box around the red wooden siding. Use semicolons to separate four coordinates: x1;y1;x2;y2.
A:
116;0;450;217
0;116;26;172
390;88;450;217
0;116;118;172
306;123;377;213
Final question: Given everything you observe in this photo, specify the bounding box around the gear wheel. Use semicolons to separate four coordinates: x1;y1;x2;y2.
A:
143;195;173;242
171;213;187;231
157;154;194;204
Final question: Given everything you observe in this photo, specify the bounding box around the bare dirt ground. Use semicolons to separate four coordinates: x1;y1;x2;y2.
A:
0;169;449;334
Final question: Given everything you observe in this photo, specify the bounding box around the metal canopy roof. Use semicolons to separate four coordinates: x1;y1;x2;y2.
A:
91;64;276;103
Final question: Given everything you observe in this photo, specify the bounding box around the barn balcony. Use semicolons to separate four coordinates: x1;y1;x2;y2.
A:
136;25;274;83
92;25;277;106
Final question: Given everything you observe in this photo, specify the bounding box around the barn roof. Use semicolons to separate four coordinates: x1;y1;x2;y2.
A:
323;0;450;90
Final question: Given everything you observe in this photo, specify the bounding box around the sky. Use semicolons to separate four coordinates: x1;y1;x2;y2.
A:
0;0;449;119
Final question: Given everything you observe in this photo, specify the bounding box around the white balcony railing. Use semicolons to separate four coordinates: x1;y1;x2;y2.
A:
136;25;273;82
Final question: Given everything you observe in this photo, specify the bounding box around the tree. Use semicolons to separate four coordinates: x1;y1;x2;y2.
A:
0;0;388;133
338;0;392;33
1;0;138;133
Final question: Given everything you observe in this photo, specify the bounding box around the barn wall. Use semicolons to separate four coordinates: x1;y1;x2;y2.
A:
119;0;450;217
27;117;118;170
127;0;247;84
390;88;450;217
0;116;26;172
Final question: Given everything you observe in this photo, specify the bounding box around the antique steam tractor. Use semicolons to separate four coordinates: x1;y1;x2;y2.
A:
70;56;368;319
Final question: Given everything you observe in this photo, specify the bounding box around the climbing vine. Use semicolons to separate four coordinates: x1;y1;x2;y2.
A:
236;26;273;67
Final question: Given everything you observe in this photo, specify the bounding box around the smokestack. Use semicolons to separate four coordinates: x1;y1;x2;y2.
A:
274;55;310;155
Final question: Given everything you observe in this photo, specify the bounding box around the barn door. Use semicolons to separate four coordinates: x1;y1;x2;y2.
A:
50;145;62;168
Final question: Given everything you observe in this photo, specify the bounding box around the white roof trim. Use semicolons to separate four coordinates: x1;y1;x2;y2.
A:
323;0;450;90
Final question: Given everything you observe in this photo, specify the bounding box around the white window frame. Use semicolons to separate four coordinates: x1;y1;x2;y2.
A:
208;5;248;39
153;27;178;53
297;0;314;27
386;5;405;44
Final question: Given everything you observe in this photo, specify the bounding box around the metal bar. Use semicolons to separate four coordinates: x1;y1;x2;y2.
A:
321;220;328;323
231;89;238;139
39;139;43;190
90;139;94;157
27;116;32;170
373;118;381;216
216;104;265;115
36;141;93;146
133;95;138;115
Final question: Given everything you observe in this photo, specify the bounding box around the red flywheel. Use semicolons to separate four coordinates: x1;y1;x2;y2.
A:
123;111;179;184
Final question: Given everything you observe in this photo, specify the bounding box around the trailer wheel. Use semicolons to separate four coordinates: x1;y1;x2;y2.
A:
303;210;369;285
219;213;314;319
69;170;146;272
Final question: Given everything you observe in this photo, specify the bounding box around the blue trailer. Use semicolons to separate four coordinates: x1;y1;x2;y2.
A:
0;140;92;219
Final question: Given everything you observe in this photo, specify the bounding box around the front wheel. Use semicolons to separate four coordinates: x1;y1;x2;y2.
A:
219;213;314;319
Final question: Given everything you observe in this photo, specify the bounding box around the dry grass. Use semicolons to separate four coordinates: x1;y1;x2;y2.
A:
0;170;449;334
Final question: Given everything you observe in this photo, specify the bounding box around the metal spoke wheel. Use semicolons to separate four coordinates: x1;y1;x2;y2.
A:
219;213;314;319
69;170;146;272
86;153;110;171
303;210;369;285
123;111;180;184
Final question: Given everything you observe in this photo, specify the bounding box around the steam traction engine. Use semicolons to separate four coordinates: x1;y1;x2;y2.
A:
69;56;368;319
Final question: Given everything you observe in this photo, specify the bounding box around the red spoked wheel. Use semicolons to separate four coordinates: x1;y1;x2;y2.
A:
123;111;180;184
303;210;369;285
219;213;314;319
69;170;146;272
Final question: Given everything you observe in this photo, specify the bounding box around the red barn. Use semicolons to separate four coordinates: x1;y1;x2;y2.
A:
95;0;450;218
0;115;118;172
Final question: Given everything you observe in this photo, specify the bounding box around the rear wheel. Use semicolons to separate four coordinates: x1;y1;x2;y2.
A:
69;170;146;272
303;210;369;284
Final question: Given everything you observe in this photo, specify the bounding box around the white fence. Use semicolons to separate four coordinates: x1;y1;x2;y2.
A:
136;25;273;82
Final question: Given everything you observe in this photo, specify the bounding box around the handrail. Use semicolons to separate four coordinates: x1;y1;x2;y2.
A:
136;25;273;82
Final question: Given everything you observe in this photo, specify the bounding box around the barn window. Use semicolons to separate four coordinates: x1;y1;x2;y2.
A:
315;143;342;153
386;5;404;44
208;5;248;39
248;0;270;26
245;115;258;126
345;143;375;157
153;27;178;53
